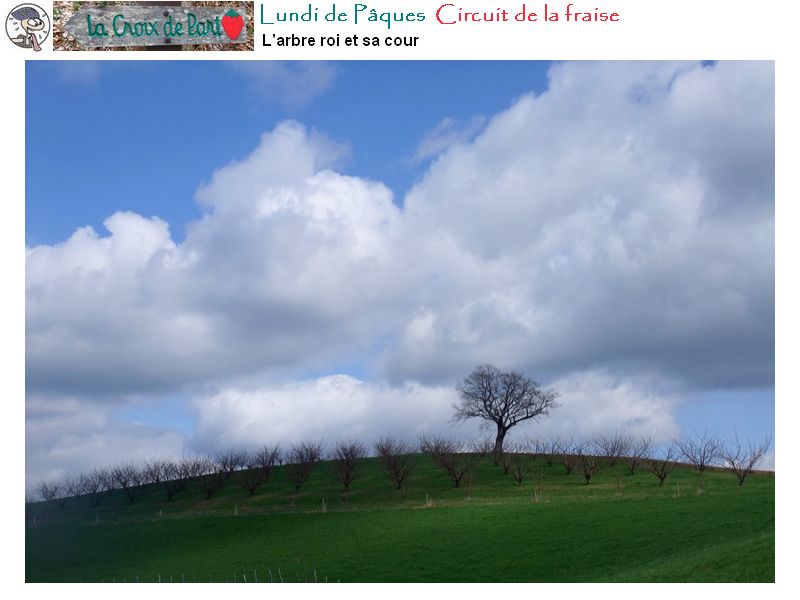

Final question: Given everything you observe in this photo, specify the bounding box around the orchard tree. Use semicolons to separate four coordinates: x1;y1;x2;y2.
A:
331;440;366;494
37;480;62;506
556;438;581;475
288;441;324;493
251;445;281;482
453;364;558;462
200;458;227;499
142;458;165;486
216;449;249;478
158;459;192;502
719;435;771;485
469;437;494;459
677;432;721;489
63;476;81;499
420;434;482;489
111;463;141;504
505;440;534;486
625;435;654;475
644;442;678;486
543;437;560;467
375;436;416;496
595;431;631;468
238;468;265;497
574;440;602;484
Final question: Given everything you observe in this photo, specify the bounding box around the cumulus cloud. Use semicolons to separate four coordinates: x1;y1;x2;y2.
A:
26;62;774;482
539;371;679;441
390;60;774;387
187;375;455;454
186;370;677;455
26;122;403;397
26;369;678;484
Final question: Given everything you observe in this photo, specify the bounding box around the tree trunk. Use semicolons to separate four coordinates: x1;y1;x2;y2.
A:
493;426;507;465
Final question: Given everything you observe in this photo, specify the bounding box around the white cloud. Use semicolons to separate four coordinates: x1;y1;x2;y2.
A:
26;122;404;397
537;371;679;441
26;62;774;481
389;60;774;387
26;395;186;489
413;116;487;162
188;375;456;454
26;369;678;485
186;370;677;455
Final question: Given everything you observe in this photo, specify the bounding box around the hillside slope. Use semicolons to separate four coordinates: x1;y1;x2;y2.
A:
25;455;774;582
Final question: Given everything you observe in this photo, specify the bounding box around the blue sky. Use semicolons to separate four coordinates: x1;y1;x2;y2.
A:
26;61;550;245
25;61;774;482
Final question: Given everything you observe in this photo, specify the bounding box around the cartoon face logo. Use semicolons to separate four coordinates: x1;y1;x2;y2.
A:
6;4;50;51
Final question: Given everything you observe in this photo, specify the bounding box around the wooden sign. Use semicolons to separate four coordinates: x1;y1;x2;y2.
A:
64;4;249;47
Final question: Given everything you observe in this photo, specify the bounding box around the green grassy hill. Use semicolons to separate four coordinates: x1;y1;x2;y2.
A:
25;454;774;582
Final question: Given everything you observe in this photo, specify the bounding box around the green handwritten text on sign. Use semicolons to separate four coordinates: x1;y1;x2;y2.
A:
65;6;248;47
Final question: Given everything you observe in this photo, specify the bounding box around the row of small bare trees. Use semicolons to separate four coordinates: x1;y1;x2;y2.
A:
331;431;770;495
35;443;289;508
496;431;771;488
30;431;770;508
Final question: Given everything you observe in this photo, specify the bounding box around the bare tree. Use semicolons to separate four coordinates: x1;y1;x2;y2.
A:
251;444;281;482
469;437;494;459
644;442;678;486
63;476;81;499
37;480;63;506
595;431;631;468
55;482;70;510
216;448;249;478
543;437;560;467
556;438;581;475
111;463;142;504
625;434;654;475
505;440;533;486
238;468;266;497
142;458;165;486
453;364;559;462
375;436;416;496
420;434;482;488
575;440;602;485
157;459;190;502
677;432;721;488
199;458;227;499
79;468;109;507
288;441;324;493
331;440;366;493
184;457;210;481
232;451;269;497
719;435;771;485
524;436;545;462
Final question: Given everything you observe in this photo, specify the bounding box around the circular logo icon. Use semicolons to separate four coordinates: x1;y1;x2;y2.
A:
6;4;50;51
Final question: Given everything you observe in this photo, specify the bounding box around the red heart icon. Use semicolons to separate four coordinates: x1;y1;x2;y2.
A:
221;10;244;40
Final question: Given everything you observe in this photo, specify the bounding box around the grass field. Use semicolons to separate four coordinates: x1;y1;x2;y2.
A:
25;454;774;582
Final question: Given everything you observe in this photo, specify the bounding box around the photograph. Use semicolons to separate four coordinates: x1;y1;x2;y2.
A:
24;59;774;583
51;1;254;51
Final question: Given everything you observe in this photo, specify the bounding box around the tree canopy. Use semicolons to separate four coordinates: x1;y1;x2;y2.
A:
453;364;558;459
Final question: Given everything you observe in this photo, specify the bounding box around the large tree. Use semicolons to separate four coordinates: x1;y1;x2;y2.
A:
453;364;558;461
